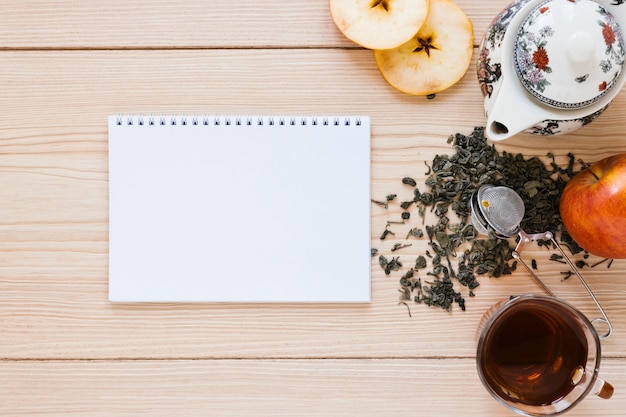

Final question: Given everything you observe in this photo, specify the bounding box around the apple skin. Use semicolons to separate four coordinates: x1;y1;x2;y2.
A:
560;153;626;259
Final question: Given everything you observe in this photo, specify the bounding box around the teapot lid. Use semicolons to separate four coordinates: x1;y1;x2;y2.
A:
514;0;626;109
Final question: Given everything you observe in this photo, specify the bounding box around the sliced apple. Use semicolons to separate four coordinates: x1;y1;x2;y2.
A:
329;0;430;50
374;0;473;95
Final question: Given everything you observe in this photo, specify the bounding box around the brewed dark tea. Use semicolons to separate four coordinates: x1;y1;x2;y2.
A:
478;298;589;406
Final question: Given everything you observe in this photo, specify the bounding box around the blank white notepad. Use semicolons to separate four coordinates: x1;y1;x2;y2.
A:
108;115;371;302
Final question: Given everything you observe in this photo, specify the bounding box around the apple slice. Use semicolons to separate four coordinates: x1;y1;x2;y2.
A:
374;0;473;95
329;0;430;50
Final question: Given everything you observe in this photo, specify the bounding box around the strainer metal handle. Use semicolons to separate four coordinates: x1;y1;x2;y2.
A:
512;231;613;340
512;231;555;297
471;184;613;340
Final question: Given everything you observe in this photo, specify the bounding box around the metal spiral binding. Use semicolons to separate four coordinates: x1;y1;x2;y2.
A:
115;115;363;127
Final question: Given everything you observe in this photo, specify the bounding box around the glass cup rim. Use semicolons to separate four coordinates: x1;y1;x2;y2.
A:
476;294;602;416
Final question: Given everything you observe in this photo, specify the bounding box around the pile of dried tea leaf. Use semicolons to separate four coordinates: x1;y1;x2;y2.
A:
372;127;585;313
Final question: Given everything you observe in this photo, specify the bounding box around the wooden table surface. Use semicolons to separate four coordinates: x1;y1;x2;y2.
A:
2;1;626;415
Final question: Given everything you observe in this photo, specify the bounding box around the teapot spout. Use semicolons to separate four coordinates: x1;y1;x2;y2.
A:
485;119;531;141
485;92;548;141
486;121;513;139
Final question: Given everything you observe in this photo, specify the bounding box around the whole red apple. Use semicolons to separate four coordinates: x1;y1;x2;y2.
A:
560;153;626;259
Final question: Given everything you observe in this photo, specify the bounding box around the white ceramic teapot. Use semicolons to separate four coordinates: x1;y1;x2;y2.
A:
478;0;626;141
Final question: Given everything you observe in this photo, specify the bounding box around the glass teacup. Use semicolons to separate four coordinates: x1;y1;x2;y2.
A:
476;294;613;416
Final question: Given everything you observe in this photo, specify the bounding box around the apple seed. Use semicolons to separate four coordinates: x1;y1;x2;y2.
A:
370;0;391;12
413;35;439;57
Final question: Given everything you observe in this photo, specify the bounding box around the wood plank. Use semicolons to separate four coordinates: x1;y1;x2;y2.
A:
2;358;625;416
3;1;626;416
1;48;626;359
0;1;503;49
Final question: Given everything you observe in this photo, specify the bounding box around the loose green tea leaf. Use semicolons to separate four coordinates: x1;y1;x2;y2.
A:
400;201;414;210
391;243;412;252
371;199;389;209
385;257;402;275
376;127;584;313
402;177;417;187
422;276;466;312
415;255;427;269
591;258;609;268
549;254;566;264
380;225;395;240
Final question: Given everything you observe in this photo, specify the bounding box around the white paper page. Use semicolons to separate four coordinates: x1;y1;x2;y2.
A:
108;115;370;302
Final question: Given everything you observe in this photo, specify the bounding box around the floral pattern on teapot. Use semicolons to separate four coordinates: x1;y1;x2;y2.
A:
477;0;532;99
515;22;554;95
526;104;607;135
515;2;625;108
477;0;626;137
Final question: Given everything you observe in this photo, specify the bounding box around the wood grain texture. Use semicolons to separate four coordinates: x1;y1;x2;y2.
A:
1;1;626;415
2;358;625;416
0;0;501;49
0;49;626;359
1;49;625;363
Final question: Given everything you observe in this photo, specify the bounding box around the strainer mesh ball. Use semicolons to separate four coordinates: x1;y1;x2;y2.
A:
476;185;525;237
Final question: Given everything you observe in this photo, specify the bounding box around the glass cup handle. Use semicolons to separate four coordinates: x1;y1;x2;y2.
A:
593;377;614;399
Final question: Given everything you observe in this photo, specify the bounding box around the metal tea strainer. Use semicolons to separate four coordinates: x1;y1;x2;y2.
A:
470;184;613;339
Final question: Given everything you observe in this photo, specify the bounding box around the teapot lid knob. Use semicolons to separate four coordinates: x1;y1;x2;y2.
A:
515;0;625;109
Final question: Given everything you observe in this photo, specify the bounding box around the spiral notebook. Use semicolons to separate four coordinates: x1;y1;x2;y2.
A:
108;115;371;302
